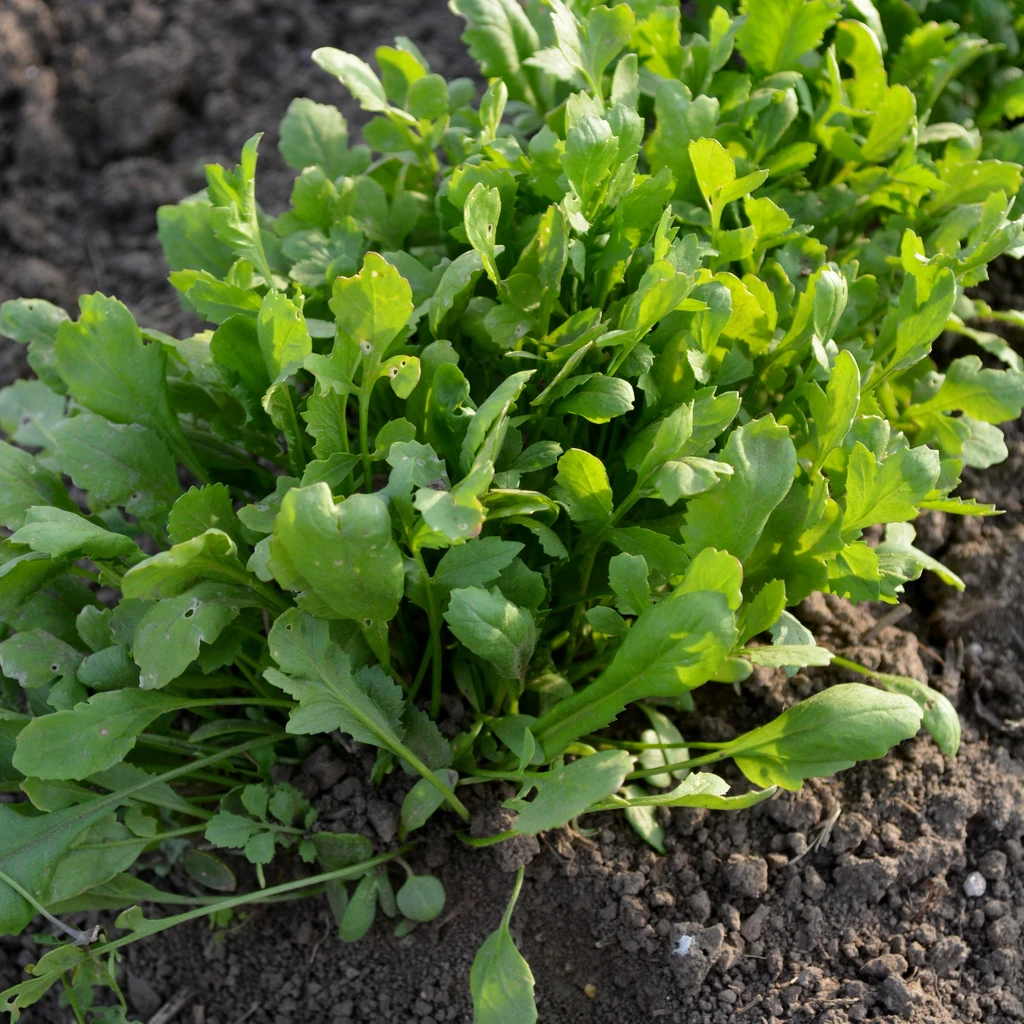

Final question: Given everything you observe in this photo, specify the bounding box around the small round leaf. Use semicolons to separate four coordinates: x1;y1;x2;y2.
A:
396;874;445;922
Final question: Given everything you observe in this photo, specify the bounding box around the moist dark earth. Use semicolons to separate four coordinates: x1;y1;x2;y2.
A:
3;1;1024;1022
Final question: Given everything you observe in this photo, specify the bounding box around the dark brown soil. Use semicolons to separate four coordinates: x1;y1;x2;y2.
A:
3;2;1024;1023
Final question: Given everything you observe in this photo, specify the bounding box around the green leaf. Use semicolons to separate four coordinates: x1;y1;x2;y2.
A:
313;832;375;870
13;690;184;780
168;484;244;549
133;583;249;689
909;356;1024;425
55;294;191;468
205;134;275;284
834;657;960;756
0;298;70;393
184;849;237;892
622;785;666;853
313;48;390;112
52;413;180;519
862;85;916;162
582;4;635;89
0;441;76;529
432;538;523;594
338;872;378;942
465;183;503;286
682;416;797;563
269;484;403;627
122;529;250;601
564;115;619;216
399;769;459;840
608;552;649;616
10;508;140;562
553;448;612;523
470;868;536;1024
443;587;537;682
429;251;485;336
737;0;843;77
877;522;964;592
0;379;65;451
396;874;445;922
532;591;736;758
887;269;956;376
0;782;152;934
266;609;402;739
586;605;629;636
450;0;541;105
744;644;833;668
841;443;940;536
553;375;634;423
460;370;534;475
0;629;83;690
721;683;923;790
258;291;312;385
278;97;361;180
638;706;688;789
157;195;234;279
806;349;860;474
506;750;632;835
328;252;414;368
617;772;776;811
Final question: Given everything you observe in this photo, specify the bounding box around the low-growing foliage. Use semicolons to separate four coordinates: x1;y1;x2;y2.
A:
2;0;1024;1019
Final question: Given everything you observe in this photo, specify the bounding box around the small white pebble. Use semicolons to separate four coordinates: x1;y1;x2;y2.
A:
672;935;694;957
964;871;987;898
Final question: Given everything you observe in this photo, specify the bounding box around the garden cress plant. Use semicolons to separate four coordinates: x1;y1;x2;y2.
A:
3;0;1024;1020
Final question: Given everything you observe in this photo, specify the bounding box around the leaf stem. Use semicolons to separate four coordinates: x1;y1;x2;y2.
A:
0;868;99;945
75;824;208;849
359;384;373;493
90;847;413;958
412;548;445;718
626;748;728;781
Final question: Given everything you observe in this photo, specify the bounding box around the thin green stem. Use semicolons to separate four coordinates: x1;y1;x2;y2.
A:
456;829;519;848
0;868;98;945
187;697;294;710
563;543;600;665
584;736;727;751
76;824;208;849
359;385;373;493
626;748;728;781
95;848;411;955
412;548;445;718
407;640;433;702
62;976;88;1024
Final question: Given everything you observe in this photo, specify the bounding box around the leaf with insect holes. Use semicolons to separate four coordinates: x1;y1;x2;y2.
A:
132;583;254;690
269;484;404;627
0;629;83;691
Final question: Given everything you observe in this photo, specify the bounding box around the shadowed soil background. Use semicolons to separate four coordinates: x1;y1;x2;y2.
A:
2;1;1024;1022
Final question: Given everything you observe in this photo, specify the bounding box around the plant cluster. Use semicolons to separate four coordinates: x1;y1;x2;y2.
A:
2;0;1024;1020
